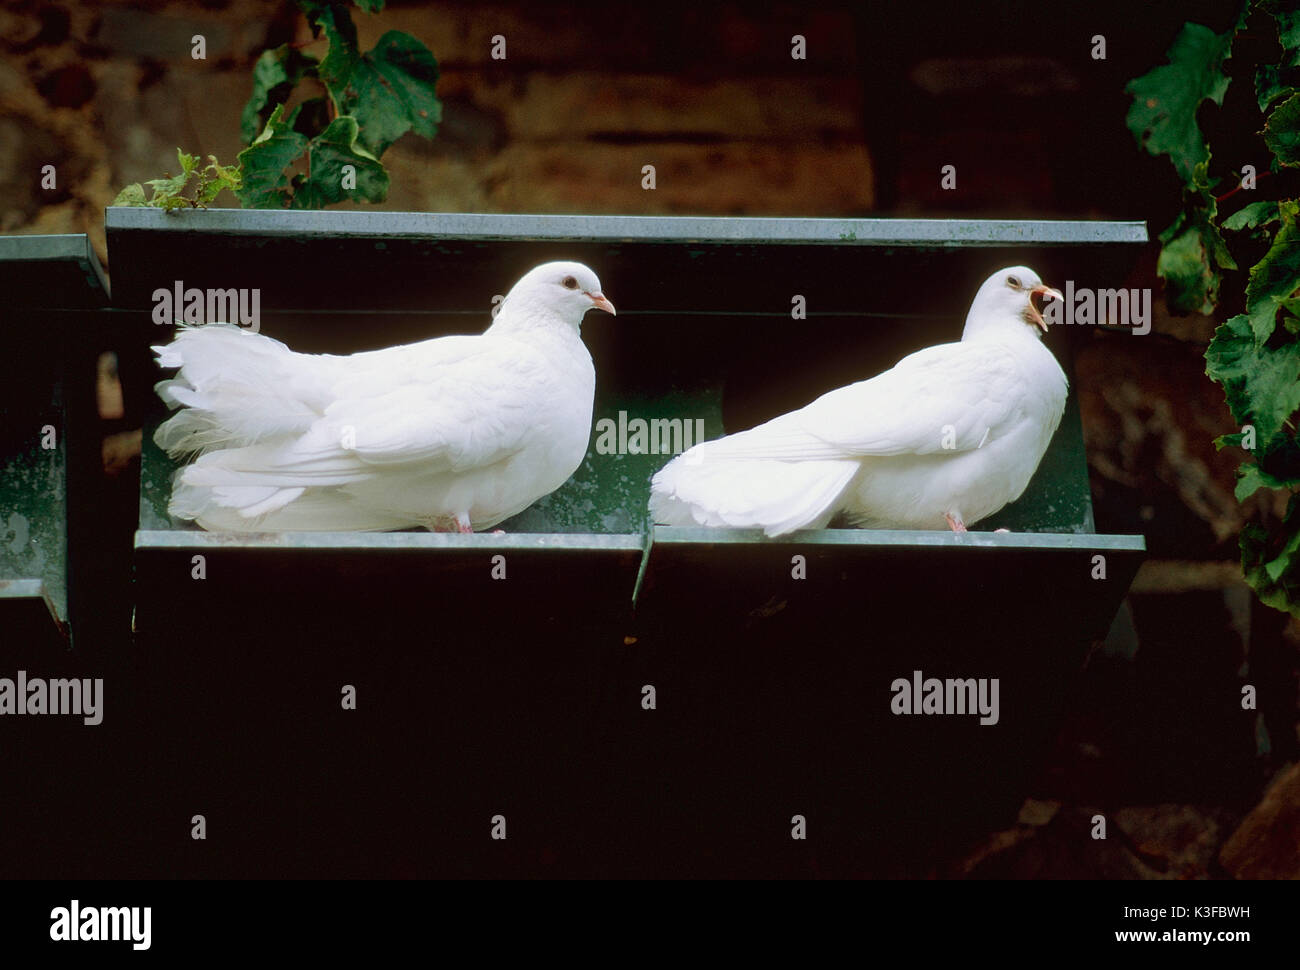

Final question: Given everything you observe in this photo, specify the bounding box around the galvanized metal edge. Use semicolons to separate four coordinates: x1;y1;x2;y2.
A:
79;233;110;299
650;526;1147;551
0;578;50;599
0;233;92;261
0;233;109;301
136;527;1143;559
134;529;646;552
106;208;1149;246
0;579;68;640
0;230;110;305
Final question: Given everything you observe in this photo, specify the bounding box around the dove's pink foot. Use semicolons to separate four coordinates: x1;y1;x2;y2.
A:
456;512;473;534
491;529;505;535
945;513;967;533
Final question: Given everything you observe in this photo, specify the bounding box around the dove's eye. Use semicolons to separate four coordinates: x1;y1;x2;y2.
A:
562;276;579;290
1007;275;1022;288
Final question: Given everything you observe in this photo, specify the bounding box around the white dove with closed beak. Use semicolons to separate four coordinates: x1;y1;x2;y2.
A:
650;266;1067;535
153;261;615;532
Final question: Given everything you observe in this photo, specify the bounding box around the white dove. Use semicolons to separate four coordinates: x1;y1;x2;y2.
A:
650;266;1067;536
153;261;615;532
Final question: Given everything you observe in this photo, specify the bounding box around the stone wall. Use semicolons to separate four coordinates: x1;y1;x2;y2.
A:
1;0;878;264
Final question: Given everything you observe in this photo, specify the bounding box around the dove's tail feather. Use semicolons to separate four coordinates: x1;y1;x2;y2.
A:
154;325;409;531
168;472;409;532
153;324;331;458
650;445;859;538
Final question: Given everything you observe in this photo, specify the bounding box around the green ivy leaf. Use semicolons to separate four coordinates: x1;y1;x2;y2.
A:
1242;496;1300;615
1245;199;1300;341
314;2;441;156
1264;92;1300;168
1223;200;1281;232
1264;1;1300;48
1235;461;1294;501
112;149;240;209
144;149;199;205
1240;335;1300;447
236;104;309;208
1125;22;1234;183
1256;66;1292;113
155;195;193;212
357;31;441;154
1257;4;1300;111
111;183;147;206
1207;313;1256;420
290;115;390;208
1158;174;1235;314
197;156;242;205
1158;211;1221;313
1207;313;1300;449
241;44;321;145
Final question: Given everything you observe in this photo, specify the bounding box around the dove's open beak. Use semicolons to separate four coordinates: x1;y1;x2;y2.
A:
586;292;616;316
1027;284;1063;333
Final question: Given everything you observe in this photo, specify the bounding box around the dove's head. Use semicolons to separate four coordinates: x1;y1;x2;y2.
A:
963;266;1063;342
497;261;616;333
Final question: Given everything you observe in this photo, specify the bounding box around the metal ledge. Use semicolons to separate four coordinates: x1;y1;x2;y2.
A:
649;526;1146;551
0;233;108;307
105;208;1148;247
0;579;68;648
0;578;51;599
134;530;645;552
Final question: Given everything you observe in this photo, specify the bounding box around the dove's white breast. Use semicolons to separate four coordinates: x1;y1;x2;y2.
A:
339;325;596;529
843;335;1067;530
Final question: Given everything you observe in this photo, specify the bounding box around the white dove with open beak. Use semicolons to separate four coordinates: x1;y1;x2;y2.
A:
153;261;615;532
650;266;1067;535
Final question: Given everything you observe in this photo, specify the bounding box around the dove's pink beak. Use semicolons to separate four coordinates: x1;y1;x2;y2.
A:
586;292;616;316
1027;284;1063;333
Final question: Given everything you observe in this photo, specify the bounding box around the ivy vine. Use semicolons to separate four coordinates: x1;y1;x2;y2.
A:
113;0;440;210
1126;0;1300;614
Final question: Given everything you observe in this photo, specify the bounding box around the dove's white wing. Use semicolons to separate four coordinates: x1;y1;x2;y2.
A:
323;336;552;471
181;335;556;488
650;341;1035;537
689;341;1025;463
